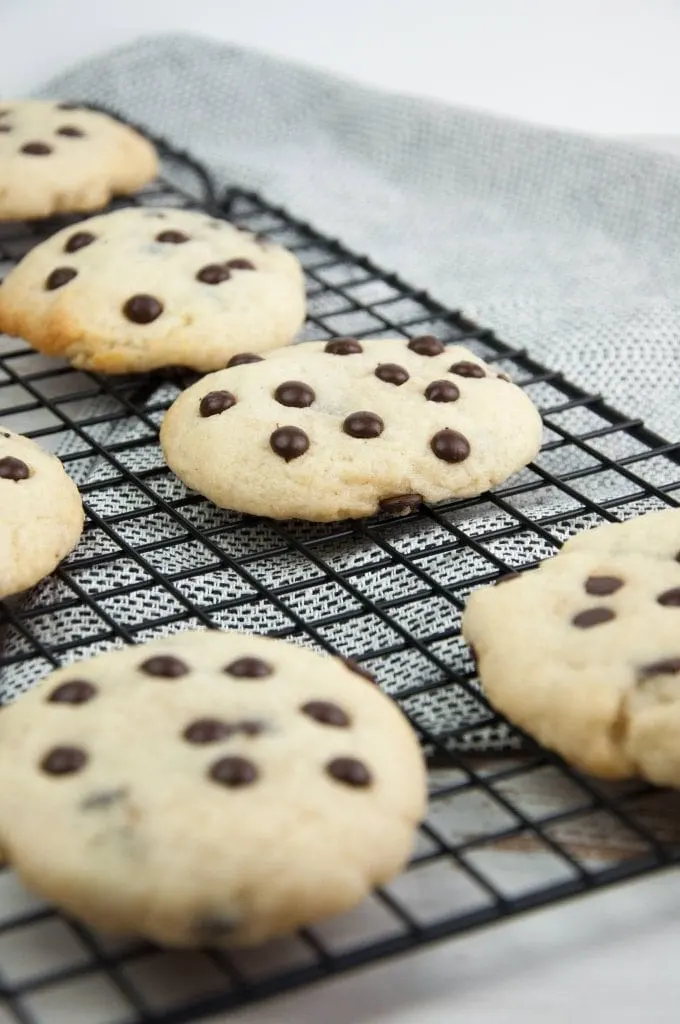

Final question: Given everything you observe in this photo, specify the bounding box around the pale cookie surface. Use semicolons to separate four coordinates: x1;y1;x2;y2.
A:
0;100;157;220
0;428;83;598
0;630;426;947
463;508;680;784
0;207;306;373
160;336;543;521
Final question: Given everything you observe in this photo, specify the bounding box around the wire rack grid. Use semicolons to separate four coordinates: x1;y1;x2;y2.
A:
0;120;679;1024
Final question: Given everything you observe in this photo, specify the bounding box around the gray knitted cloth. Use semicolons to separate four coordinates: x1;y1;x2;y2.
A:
40;33;680;442
2;34;676;750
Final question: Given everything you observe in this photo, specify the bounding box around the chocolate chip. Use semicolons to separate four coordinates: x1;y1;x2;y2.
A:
324;338;363;355
48;680;97;704
226;258;255;270
326;757;372;787
0;110;9;118
0;126;11;133
184;718;234;744
658;588;680;607
0;456;29;481
41;746;87;776
64;231;95;253
56;126;85;138
226;353;264;367
343;411;384;439
199;390;237;417
572;608;615;628
302;701;351;727
193;914;237;940
449;360;485;378
496;572;521;585
375;363;409;386
196;263;230;284
379;493;423;516
270;425;310;461
209;756;258;787
408;335;444;356
424;379;460;403
585;575;623;596
156;230;189;243
56;103;82;111
21;141;52;155
140;655;189;678
430;429;470;462
123;294;163;324
81;787;128;810
225;656;272;678
45;267;77;290
274;381;315;407
638;657;680;680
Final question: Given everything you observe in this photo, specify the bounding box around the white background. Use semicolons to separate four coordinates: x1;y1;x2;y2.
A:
2;0;680;135
2;1;680;1021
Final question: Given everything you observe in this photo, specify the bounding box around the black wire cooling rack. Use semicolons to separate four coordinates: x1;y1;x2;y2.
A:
1;116;680;1024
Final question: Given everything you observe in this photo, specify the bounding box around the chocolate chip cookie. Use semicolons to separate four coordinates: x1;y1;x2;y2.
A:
0;207;305;373
0;100;157;220
463;507;680;783
0;630;426;946
0;428;83;598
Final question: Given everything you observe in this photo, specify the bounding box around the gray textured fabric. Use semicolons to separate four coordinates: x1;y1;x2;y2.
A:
38;32;680;442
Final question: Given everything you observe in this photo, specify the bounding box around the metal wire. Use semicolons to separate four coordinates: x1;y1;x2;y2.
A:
0;128;679;1024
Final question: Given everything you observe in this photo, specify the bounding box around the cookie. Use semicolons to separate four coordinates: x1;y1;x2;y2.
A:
160;336;542;521
0;100;157;221
0;630;426;947
0;428;83;599
462;508;680;783
0;207;306;374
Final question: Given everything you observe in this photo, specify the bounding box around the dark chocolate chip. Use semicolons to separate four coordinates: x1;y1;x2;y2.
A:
209;756;258;787
0;456;29;480
123;294;163;324
449;360;485;378
48;680;97;704
430;429;470;462
658;588;680;607
496;572;521;585
342;657;376;683
0;126;11;133
41;746;87;775
64;231;95;253
0;110;9;117
226;353;264;367
199;390;236;417
81;787;128;810
408;335;444;356
226;258;255;270
638;657;680;680
324;338;363;355
424;379;460;403
225;656;272;678
193;914;238;940
56;103;82;111
379;493;423;516
21;141;52;155
140;655;189;678
585;575;623;596
45;267;77;290
572;607;615;628
56;126;85;138
184;718;234;744
326;756;372;787
274;381;315;407
343;411;384;439
375;363;409;386
270;425;310;461
196;263;230;284
302;700;351;727
156;230;189;243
